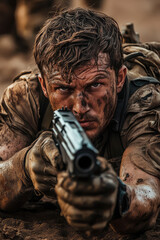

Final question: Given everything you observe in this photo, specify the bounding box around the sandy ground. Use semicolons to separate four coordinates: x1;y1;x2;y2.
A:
0;197;160;240
0;0;160;239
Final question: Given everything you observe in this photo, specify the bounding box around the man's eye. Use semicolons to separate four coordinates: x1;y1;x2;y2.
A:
60;87;69;91
91;82;101;88
56;86;70;92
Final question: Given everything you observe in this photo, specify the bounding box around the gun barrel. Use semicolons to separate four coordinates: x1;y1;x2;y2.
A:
74;150;96;176
52;109;99;177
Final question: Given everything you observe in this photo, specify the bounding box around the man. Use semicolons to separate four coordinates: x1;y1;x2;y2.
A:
0;8;160;235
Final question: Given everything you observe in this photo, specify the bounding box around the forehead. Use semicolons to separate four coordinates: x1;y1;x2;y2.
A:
75;52;110;75
47;52;111;82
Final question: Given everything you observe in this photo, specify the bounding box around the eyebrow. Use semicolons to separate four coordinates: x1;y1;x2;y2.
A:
48;76;62;83
85;71;111;85
48;69;111;85
93;71;111;80
49;81;72;88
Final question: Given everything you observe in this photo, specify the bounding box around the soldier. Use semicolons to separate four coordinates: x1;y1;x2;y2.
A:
0;8;160;234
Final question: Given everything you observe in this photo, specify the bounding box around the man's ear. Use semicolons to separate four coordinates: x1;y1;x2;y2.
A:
38;75;48;98
116;65;127;93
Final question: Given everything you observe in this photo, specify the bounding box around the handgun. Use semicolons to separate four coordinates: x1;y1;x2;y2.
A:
52;109;99;177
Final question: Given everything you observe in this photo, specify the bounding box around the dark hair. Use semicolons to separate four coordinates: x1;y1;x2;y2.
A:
34;8;123;80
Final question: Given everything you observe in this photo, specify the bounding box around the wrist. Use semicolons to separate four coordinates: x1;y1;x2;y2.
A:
112;177;130;219
0;147;35;211
23;146;33;185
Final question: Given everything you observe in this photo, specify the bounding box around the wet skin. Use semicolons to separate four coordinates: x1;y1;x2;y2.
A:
40;53;126;141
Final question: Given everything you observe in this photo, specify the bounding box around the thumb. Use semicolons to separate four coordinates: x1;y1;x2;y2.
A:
41;136;63;170
97;156;117;177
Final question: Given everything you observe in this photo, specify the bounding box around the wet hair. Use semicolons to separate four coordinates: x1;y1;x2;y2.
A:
34;8;123;81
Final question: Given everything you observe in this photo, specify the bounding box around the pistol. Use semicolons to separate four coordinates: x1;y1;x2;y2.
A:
52;109;99;177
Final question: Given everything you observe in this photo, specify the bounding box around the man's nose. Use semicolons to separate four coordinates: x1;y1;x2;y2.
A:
72;93;89;116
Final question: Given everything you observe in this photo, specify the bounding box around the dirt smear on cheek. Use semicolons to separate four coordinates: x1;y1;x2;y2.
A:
103;88;116;120
97;99;102;106
78;92;88;108
103;93;109;118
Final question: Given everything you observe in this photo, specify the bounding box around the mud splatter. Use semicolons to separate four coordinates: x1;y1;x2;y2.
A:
137;178;144;184
123;173;130;181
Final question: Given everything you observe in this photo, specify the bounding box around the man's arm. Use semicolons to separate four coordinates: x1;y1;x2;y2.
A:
109;82;160;233
110;144;160;233
0;77;61;211
0;76;40;211
0;124;62;211
0;123;35;211
0;124;32;161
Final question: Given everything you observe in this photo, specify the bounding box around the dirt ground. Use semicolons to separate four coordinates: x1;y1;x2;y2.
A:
1;197;160;240
0;0;160;239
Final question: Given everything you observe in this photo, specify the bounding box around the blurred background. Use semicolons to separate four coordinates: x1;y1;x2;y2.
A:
0;0;160;97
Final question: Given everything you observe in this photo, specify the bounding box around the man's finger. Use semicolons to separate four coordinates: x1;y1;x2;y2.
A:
57;198;111;224
57;171;118;194
55;184;114;209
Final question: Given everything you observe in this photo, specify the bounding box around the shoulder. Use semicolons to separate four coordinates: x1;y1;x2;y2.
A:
121;82;160;146
127;82;160;113
123;42;160;60
9;71;40;96
121;83;160;142
2;71;40;109
0;71;42;138
123;42;160;82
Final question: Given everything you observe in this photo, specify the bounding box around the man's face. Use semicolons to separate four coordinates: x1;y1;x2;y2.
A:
41;53;126;141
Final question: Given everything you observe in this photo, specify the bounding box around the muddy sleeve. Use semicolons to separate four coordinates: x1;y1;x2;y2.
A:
0;75;41;140
121;83;160;178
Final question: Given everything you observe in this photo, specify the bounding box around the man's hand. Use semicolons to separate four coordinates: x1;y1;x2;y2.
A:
25;131;63;198
55;157;118;231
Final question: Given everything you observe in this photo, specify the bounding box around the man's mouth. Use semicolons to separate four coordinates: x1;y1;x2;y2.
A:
78;120;96;129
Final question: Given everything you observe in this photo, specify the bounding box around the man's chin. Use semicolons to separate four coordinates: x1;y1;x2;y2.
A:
85;129;100;142
85;124;108;142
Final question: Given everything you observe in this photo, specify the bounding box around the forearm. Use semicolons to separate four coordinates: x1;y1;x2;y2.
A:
110;181;160;234
0;147;34;211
